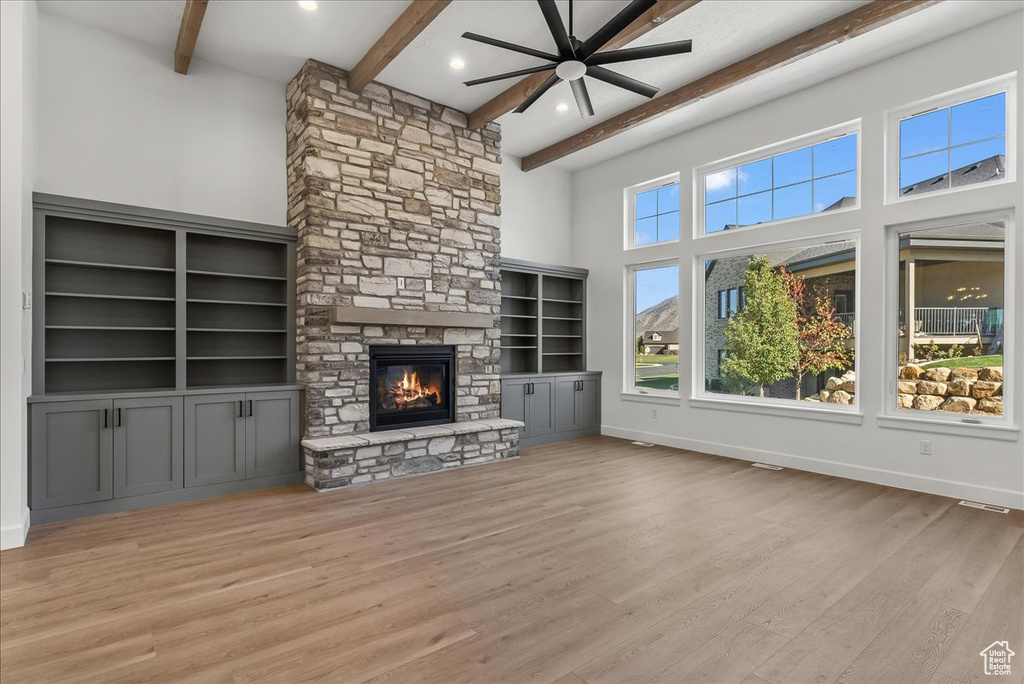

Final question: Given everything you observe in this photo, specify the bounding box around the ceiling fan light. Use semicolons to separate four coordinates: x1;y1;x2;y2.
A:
555;60;587;82
449;57;466;70
297;0;319;11
555;102;570;113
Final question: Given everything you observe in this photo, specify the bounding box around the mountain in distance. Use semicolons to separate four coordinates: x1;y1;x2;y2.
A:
635;296;678;335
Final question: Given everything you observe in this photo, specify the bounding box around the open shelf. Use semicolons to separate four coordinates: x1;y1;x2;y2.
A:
45;258;174;273
186;269;287;281
187;358;288;388
187;328;287;333
46;325;175;331
186;298;287;307
47;357;175;363
45;359;175;393
46;292;174;302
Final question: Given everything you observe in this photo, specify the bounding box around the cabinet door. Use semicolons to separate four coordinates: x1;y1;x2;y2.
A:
31;400;113;509
245;391;300;479
185;393;246;487
554;376;580;433
113;396;184;498
527;376;556;438
577;375;601;431
500;379;530;433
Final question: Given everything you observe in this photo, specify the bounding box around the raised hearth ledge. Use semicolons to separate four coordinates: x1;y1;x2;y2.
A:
331;306;496;329
302;418;524;451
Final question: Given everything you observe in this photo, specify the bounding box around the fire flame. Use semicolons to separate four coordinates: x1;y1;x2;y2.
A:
390;369;441;407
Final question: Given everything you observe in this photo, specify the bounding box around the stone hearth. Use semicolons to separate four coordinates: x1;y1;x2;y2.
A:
286;59;518;490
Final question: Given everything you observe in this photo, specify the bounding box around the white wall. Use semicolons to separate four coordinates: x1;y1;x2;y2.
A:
1;0;38;550
36;13;287;225
500;155;573;266
572;13;1024;508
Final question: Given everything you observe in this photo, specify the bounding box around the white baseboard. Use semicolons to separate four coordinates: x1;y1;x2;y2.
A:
0;507;30;550
601;425;1024;511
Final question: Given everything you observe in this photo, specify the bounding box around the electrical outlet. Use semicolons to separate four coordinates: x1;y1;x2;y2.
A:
919;440;932;455
651;408;658;419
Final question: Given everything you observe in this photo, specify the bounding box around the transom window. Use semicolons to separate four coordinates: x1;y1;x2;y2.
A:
898;92;1007;196
631;179;680;247
703;132;858;234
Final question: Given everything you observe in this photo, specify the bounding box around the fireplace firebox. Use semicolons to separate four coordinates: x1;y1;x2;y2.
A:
369;345;456;431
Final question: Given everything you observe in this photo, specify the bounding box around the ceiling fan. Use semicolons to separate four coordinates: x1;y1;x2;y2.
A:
461;0;692;117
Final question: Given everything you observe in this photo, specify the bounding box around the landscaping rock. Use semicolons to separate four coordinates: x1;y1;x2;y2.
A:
898;380;918;395
939;396;976;413
825;376;843;391
949;367;979;381
827;390;853;405
819;390;831;402
899;365;923;380
946;379;972;397
972;381;1002;399
922;367;952;382
916;381;947;396
977;397;1004;414
841;378;856;393
913;395;944;411
978;367;1003;382
898;393;915;409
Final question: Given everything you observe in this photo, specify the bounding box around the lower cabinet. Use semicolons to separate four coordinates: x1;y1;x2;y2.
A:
501;372;601;447
30;389;301;518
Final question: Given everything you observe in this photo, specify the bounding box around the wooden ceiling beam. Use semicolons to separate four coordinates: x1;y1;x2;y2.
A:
348;0;453;92
174;0;209;75
521;0;940;171
467;0;702;130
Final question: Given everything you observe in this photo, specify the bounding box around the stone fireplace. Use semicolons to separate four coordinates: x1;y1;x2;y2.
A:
286;59;521;490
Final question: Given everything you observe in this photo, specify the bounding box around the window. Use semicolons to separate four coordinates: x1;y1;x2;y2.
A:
702;238;858;404
630;177;680;247
891;216;1008;421
630;263;680;394
899;93;1007;197
702;130;858;234
887;76;1015;203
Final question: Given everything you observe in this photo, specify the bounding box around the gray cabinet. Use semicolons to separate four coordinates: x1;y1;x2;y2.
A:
556;374;601;433
504;372;601;447
113;396;184;498
185;393;246;487
246;391;300;478
501;376;555;440
30;400;113;509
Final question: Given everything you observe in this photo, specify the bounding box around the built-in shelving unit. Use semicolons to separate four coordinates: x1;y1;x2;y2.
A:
499;259;588;375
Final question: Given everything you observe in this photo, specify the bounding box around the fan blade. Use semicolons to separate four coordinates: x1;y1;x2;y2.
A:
586;65;659;98
537;0;574;59
462;32;560;62
464;64;556;87
577;0;657;60
586;39;693;66
513;72;560;113
570;78;594;118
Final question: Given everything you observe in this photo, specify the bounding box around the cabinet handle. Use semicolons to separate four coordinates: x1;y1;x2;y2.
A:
239;400;244;418
103;408;109;428
529;383;534;395
248;400;253;417
117;408;122;427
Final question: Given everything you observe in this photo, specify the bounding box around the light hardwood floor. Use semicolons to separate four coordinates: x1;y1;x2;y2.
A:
1;436;1021;684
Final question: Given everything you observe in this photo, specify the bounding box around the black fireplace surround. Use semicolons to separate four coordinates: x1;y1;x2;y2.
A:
369;345;456;431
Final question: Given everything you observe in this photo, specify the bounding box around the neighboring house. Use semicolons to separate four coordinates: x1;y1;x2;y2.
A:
642;329;679;354
705;157;1006;397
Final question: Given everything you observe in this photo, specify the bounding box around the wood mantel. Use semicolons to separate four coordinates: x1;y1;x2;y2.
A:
331;306;496;329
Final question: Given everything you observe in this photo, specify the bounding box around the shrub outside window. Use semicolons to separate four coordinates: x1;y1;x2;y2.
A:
702;132;858;234
702;238;858;405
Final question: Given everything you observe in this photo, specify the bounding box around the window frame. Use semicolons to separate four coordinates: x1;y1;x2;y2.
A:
692;231;862;418
884;74;1017;206
880;209;1017;438
625;173;682;250
625;258;681;399
694;120;862;239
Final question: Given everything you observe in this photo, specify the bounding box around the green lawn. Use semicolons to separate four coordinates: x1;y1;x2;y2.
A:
920;355;1002;369
636;375;679;391
636;354;679;366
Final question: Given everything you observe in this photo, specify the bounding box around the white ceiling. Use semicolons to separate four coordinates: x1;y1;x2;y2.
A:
37;0;1023;170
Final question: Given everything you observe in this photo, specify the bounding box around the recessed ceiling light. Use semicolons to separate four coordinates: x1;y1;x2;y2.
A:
555;102;570;113
449;57;466;70
297;0;319;11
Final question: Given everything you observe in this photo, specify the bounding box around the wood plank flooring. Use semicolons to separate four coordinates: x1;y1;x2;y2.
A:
2;436;1021;684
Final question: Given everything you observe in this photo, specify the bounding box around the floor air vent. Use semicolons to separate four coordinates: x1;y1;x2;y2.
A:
958;500;1010;514
630;441;655;447
751;462;783;471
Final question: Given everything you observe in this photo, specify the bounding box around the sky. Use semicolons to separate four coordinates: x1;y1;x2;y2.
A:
635;264;679;314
